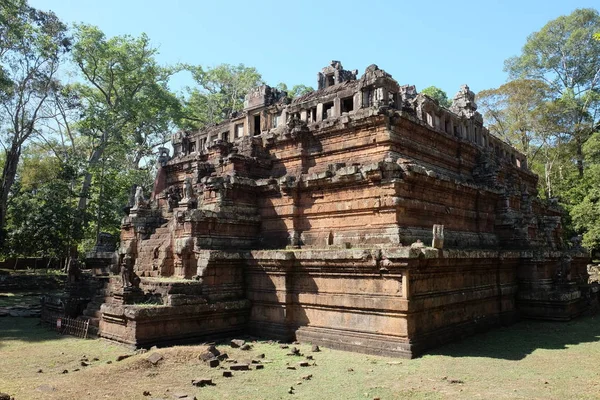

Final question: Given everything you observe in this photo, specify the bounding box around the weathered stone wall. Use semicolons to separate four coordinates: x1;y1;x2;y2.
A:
98;61;596;357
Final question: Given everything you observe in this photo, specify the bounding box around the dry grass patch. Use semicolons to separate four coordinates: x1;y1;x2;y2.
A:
2;317;600;399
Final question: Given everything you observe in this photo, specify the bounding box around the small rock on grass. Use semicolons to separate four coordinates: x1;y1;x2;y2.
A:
147;353;163;365
191;378;213;387
311;345;320;352
171;393;195;399
230;339;245;348
223;371;233;378
117;354;132;362
240;343;252;351
255;364;264;370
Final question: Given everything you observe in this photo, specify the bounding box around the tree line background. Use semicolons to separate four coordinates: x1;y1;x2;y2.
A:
0;1;599;266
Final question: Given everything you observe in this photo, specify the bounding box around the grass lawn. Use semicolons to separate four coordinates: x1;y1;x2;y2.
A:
1;316;600;399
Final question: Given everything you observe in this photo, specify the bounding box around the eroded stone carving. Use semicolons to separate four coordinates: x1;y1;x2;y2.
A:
432;225;444;249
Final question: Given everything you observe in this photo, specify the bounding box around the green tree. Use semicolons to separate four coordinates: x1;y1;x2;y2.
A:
421;86;451;108
0;0;70;243
5;146;79;263
505;8;600;178
569;132;600;249
276;83;314;99
477;80;550;158
71;24;181;243
181;64;263;130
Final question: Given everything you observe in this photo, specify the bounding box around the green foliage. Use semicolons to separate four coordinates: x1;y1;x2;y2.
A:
72;24;181;166
180;64;263;130
5;148;80;259
69;24;182;250
0;0;70;245
477;79;551;158
505;8;600;178
421;86;451;108
276;83;314;99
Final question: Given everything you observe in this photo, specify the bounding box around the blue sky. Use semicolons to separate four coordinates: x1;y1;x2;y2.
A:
30;0;598;98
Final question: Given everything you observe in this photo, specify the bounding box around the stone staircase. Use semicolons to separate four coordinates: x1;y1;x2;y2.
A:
134;222;174;277
79;276;114;336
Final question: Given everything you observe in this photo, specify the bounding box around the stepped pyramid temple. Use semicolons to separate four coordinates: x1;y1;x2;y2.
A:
49;61;597;358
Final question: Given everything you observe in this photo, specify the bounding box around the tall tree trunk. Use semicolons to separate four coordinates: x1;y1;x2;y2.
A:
77;134;107;214
576;134;584;178
0;141;22;244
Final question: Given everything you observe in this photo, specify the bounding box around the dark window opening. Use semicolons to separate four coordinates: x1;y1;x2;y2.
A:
326;74;335;87
200;137;207;150
323;102;334;120
453;126;459;136
309;107;317;122
444;120;450;133
341;97;354;113
222;131;229;142
188;141;196;153
328;231;334;246
389;92;398;108
253;114;261;136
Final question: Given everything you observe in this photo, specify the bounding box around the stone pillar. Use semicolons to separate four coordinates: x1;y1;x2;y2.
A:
432;225;444;249
300;110;308;122
316;103;324;122
354;91;362;110
333;98;341;118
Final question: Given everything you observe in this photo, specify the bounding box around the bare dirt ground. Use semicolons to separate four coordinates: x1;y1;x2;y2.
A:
1;313;600;400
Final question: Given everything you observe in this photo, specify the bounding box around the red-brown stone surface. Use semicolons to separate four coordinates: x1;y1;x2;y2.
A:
99;62;596;357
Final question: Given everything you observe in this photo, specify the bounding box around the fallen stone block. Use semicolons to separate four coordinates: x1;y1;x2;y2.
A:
230;339;245;348
191;378;213;387
206;345;220;357
208;358;220;368
230;363;250;371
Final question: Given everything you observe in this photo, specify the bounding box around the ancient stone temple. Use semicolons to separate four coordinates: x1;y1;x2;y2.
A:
95;61;596;358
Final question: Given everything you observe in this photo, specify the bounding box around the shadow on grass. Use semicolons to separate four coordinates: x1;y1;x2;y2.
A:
0;317;68;348
426;315;600;360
